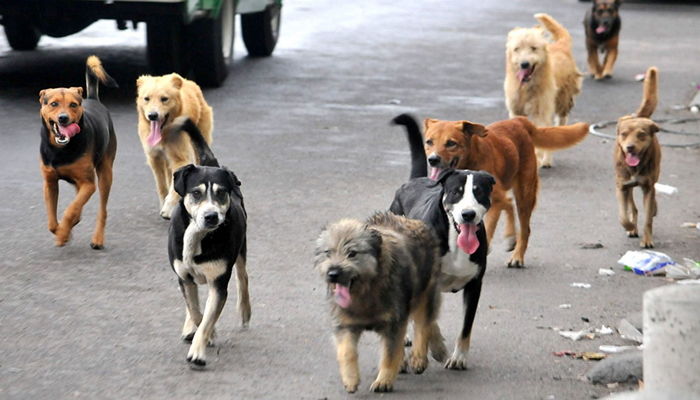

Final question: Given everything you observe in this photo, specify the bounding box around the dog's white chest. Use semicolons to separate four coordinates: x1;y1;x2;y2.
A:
174;259;227;285
438;229;481;292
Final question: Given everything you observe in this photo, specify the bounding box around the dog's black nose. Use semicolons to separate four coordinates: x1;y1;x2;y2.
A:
327;267;341;282
58;113;69;124
203;212;219;226
461;210;476;223
147;112;159;121
626;145;635;153
520;61;530;70
428;154;441;167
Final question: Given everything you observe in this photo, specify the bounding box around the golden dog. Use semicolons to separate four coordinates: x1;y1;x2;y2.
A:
505;13;583;168
136;73;213;219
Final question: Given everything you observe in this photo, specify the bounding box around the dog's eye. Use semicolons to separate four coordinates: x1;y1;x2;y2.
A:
425;139;433;146
637;133;647;140
348;250;357;258
531;46;537;51
191;190;202;200
144;97;150;102
69;102;79;108
514;47;520;52
445;140;457;148
215;189;228;202
161;97;169;103
50;101;58;107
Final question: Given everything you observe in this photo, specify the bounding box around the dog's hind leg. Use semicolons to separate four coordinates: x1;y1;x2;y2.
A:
187;272;229;367
502;194;517;251
179;279;202;342
445;278;483;370
147;153;170;206
409;290;444;373
507;183;536;268
371;322;408;392
90;158;113;249
640;184;655;248
334;328;361;393
234;253;251;327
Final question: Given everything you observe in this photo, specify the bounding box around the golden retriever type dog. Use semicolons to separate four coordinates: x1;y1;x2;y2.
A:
615;67;660;248
422;116;588;267
136;73;214;219
505;13;583;168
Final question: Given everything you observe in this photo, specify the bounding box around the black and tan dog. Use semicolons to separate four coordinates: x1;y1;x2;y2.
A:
615;67;660;248
391;114;495;370
167;117;250;368
39;56;118;248
584;0;621;80
315;211;445;393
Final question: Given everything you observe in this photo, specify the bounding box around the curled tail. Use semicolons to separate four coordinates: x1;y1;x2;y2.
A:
392;113;427;179
534;13;572;49
635;67;658;118
519;117;589;150
171;116;220;167
85;55;118;100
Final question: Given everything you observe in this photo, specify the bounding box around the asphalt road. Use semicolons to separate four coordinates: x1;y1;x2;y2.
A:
1;1;699;399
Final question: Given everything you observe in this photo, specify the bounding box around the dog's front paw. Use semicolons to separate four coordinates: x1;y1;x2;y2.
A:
343;382;359;394
506;258;525;268
640;238;654;249
409;353;428;374
369;379;394;393
48;222;58;234
444;354;468;370
186;346;207;368
54;225;71;247
90;242;104;250
627;230;639;238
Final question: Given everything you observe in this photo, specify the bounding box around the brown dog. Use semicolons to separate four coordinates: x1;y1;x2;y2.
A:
424;117;588;267
584;0;621;80
39;56;118;248
615;67;660;248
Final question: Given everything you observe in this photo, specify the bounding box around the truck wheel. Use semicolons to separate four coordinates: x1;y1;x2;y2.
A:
147;17;189;76
241;3;281;57
3;19;41;50
189;0;235;87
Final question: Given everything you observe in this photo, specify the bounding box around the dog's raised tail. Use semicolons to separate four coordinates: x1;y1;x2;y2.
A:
635;67;658;118
85;55;118;100
171;116;220;167
392;113;428;179
534;13;572;49
523;117;589;151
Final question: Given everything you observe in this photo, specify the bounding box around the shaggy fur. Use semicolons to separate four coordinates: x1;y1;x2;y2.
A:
584;0;621;80
136;73;214;219
315;212;446;393
505;13;583;167
614;67;660;248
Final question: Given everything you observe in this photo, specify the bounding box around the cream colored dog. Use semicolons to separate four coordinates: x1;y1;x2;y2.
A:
136;73;213;218
504;13;583;168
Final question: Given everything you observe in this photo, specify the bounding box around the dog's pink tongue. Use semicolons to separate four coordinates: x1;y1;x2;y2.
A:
147;120;162;147
625;153;641;167
334;284;352;308
596;26;607;34
457;223;479;254
429;167;441;180
58;123;81;138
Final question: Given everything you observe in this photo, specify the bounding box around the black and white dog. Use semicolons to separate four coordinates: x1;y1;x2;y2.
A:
389;114;494;370
167;117;250;368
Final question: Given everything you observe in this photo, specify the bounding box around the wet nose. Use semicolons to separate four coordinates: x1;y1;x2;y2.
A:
626;145;635;153
520;61;530;70
327;267;341;282
461;210;476;223
147;112;159;121
428;154;441;167
203;212;219;226
58;113;69;124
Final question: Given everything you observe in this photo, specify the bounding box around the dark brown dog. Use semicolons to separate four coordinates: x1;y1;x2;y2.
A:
584;0;621;80
615;67;660;248
39;56;118;248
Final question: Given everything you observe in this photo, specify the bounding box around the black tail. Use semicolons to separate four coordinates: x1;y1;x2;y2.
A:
392;113;427;179
171;116;219;167
85;55;118;100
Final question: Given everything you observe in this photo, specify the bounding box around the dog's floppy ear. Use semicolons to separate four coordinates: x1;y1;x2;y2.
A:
366;228;383;258
646;121;659;136
171;74;184;90
223;167;242;189
462;121;488;137
479;171;497;191
173;164;197;197
68;87;84;98
39;90;47;104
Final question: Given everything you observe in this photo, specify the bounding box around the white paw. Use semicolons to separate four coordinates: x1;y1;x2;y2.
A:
444;348;469;370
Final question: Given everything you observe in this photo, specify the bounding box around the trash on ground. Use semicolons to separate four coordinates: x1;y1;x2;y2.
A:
689;83;700;113
570;282;591;289
599;345;640;353
634;73;646;81
387;99;402;105
666;258;700;280
553;350;607;360
680;222;700;230
581;317;590;323
559;328;595;341
654;182;678;196
580;242;604;249
595;325;613;335
618;319;644;344
618;250;675;276
558;303;572;309
598;268;615;276
677;279;700;285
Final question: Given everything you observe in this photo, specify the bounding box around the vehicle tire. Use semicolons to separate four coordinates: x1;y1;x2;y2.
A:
147;17;189;76
3;18;41;50
189;0;235;87
241;3;281;57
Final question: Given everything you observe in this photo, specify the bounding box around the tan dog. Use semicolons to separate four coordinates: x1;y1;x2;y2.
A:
424;117;588;267
136;73;213;218
615;67;660;248
505;13;583;168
